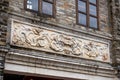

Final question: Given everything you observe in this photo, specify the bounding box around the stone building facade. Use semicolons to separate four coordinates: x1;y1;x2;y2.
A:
0;0;120;80
111;0;120;79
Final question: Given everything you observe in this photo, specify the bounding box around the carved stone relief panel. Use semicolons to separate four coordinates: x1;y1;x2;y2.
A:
10;20;110;62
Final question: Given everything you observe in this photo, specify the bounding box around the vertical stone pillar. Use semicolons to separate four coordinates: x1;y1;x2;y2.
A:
110;0;120;79
0;0;9;80
0;0;9;46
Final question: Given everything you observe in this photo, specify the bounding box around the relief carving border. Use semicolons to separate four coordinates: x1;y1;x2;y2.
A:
10;19;110;62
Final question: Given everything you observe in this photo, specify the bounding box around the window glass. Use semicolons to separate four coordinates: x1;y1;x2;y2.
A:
27;0;38;11
89;4;97;16
77;0;98;29
89;0;96;4
78;13;87;25
42;1;53;15
26;0;55;16
90;17;97;28
78;0;86;13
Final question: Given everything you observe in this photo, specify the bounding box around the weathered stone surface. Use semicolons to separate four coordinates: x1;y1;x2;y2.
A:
0;1;9;79
11;20;110;62
0;0;9;46
110;0;120;79
0;0;119;79
7;0;111;34
5;52;115;80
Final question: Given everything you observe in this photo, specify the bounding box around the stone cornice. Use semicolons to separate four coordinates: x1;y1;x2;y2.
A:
5;51;115;78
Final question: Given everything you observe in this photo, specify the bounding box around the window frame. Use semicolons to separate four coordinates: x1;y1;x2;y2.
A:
24;0;56;17
76;0;99;30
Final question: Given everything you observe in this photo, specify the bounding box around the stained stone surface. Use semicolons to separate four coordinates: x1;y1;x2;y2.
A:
0;0;119;79
11;20;110;62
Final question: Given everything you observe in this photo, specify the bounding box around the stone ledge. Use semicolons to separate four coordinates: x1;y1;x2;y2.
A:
5;51;115;78
10;48;112;67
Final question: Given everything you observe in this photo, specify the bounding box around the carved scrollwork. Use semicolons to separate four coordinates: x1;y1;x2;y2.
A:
50;35;63;52
11;21;110;62
50;35;83;55
72;39;83;55
83;42;99;58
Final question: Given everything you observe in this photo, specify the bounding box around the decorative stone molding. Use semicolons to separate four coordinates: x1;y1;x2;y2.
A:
10;20;110;62
5;52;115;78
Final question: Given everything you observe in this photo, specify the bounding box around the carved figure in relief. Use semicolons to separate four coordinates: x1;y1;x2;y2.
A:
24;28;42;46
84;42;99;58
60;35;74;46
13;24;49;47
72;39;83;55
13;24;27;45
12;22;109;61
60;35;74;54
97;45;108;60
50;35;63;52
25;28;50;47
50;35;83;55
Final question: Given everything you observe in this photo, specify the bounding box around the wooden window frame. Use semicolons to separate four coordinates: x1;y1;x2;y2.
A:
76;0;99;30
24;0;56;17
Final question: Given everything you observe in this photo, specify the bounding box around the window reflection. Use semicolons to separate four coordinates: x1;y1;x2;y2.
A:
78;0;86;13
90;17;97;28
79;13;86;26
42;1;53;15
27;0;38;11
26;0;55;16
89;5;97;16
77;0;98;29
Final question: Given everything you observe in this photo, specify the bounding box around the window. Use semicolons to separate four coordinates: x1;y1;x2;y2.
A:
76;0;99;29
25;0;55;16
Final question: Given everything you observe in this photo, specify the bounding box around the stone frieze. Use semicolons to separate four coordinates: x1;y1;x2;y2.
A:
10;20;110;62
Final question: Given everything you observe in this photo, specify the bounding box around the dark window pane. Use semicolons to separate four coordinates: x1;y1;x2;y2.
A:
89;0;96;4
78;13;86;25
27;0;38;11
90;17;97;28
42;1;53;15
78;0;86;13
89;4;97;16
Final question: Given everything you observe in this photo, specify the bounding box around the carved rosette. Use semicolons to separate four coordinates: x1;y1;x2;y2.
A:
11;20;110;62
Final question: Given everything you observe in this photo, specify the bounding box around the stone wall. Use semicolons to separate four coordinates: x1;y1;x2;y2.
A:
0;0;9;80
110;0;120;79
8;0;111;34
0;0;9;46
0;0;118;79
